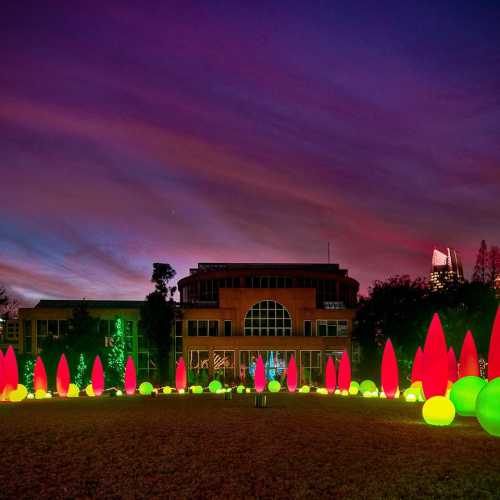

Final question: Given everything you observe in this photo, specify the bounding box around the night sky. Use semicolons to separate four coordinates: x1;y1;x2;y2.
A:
1;1;499;304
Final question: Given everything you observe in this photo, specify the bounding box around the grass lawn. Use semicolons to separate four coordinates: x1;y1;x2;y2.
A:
1;393;499;498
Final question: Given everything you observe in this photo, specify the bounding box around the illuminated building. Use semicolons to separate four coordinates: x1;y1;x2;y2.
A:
429;247;464;291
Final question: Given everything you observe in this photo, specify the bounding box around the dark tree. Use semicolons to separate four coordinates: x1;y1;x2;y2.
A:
0;286;18;320
140;263;179;384
472;240;488;283
488;245;500;287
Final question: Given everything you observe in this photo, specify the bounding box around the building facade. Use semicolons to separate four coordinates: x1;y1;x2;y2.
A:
429;247;464;291
17;262;359;386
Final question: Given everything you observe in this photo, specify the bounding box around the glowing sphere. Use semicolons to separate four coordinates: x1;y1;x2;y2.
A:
380;391;387;399
245;388;251;394
411;347;424;384
67;384;80;398
341;390;348;396
299;385;310;393
8;384;28;402
403;388;419;402
124;356;136;395
459;331;479;378
338;351;351;392
216;388;225;394
91;356;105;396
325;356;336;394
208;380;222;393
422;313;448;399
422;396;456;426
268;380;281;393
476;378;500;437
488;306;500;380
139;382;154;395
449;376;486;416
381;338;399;399
349;381;359;395
85;384;95;397
162;386;172;394
175;357;187;392
316;388;328;395
35;389;47;399
178;388;185;394
236;385;245;394
191;385;203;394
254;355;266;393
359;380;377;395
116;390;123;396
27;393;34;399
286;355;298;392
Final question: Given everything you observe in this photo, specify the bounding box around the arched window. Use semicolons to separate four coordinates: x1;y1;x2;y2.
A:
244;300;292;336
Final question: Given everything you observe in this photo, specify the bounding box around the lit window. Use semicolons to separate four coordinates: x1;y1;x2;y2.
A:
244;301;292;336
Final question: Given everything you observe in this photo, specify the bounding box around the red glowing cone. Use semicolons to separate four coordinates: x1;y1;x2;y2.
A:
0;350;5;399
91;355;105;396
488;306;500;381
4;345;18;396
254;355;266;393
286;355;297;392
447;347;458;382
175;356;186;392
411;346;424;383
422;313;448;399
325;356;336;394
381;338;399;399
124;356;136;395
459;330;479;378
34;356;48;392
56;354;71;397
338;351;351;392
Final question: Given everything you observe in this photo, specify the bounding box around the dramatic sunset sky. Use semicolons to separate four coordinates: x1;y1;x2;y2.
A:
1;1;499;304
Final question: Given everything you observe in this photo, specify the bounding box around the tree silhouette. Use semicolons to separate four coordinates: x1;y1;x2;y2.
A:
472;240;488;283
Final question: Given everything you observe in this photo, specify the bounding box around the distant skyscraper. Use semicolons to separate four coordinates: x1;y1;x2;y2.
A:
429;247;464;291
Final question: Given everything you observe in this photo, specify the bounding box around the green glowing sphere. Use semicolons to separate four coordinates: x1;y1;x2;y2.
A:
299;385;310;393
450;376;486;416
139;382;154;396
67;384;80;398
403;388;419;402
236;385;245;394
162;386;172;394
35;389;47;400
359;380;377;395
268;380;281;393
349;381;359;395
191;385;203;394
85;384;95;397
9;384;28;402
208;380;222;393
476;378;500;437
422;396;456;426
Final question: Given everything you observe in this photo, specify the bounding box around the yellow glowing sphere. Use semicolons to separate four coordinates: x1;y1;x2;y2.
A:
334;389;340;395
85;384;95;397
9;384;28;402
363;392;372;398
178;388;185;394
349;382;359;395
67;384;80;398
35;389;47;400
316;388;328;395
46;392;52;398
27;393;34;400
162;386;172;394
405;393;417;402
245;388;251;394
116;389;123;396
395;388;400;398
380;391;387;399
422;396;456;426
341;390;349;396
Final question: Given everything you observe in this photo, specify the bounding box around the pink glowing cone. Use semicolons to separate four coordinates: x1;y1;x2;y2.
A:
124;356;136;395
56;354;71;397
91;355;105;396
0;350;5;399
381;339;398;399
447;347;458;382
286;355;297;392
34;356;48;392
411;346;424;383
325;356;336;394
338;351;351;392
459;330;479;378
488;306;500;381
422;313;448;399
4;345;18;396
175;356;187;391
254;355;266;393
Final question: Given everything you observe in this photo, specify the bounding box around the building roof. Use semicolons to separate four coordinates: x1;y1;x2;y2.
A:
190;262;346;274
35;300;145;309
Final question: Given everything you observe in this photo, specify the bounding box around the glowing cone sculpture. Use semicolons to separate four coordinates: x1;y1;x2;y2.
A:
124;356;136;395
459;331;479;378
381;339;399;399
175;356;186;392
422;313;448;399
488;306;500;381
56;354;71;397
91;355;105;396
325;356;336;394
4;345;18;397
286;355;298;392
411;346;424;383
0;350;5;399
447;347;458;382
254;355;266;393
34;356;48;392
338;351;351;392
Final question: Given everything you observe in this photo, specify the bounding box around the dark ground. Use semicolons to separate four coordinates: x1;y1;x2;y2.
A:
1;393;499;499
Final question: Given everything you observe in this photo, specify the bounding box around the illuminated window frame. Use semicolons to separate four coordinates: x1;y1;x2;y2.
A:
244;300;292;336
